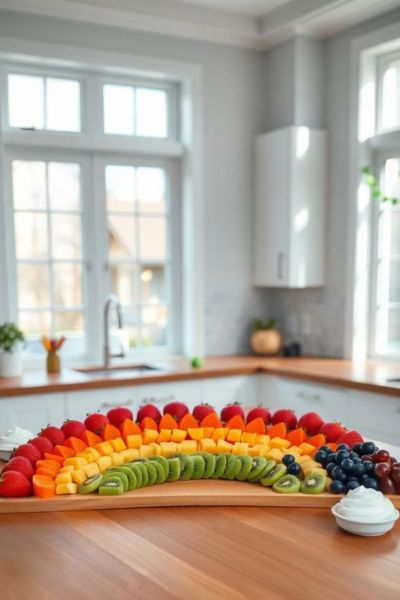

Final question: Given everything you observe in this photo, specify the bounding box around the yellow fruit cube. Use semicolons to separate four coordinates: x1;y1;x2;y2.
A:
179;440;197;454
216;439;234;453
171;429;186;443
96;455;113;472
265;448;284;462
142;429;158;444
110;452;124;466
72;468;87;485
121;448;140;462
110;437;127;452
256;435;270;445
270;437;291;451
56;483;78;495
83;462;100;478
149;443;161;456
59;465;74;474
226;429;242;443
79;447;100;460
213;428;229;441
95;441;113;456
126;434;143;449
248;444;267;457
299;442;316;455
140;444;154;458
284;448;301;458
63;457;88;469
55;472;72;485
303;467;327;477
232;442;249;455
240;432;257;445
203;428;214;439
157;429;172;443
159;442;178;457
188;428;204;441
298;455;311;464
301;459;320;471
198;438;217;453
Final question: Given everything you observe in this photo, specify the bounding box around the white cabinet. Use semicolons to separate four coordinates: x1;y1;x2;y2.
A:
65;386;138;421
348;390;400;446
134;380;203;411
254;126;326;288
202;376;258;411
0;394;66;436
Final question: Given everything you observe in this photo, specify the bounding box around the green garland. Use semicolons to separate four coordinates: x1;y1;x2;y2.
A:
361;166;399;206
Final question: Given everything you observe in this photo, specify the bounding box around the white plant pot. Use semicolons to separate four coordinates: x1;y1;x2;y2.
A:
0;351;23;377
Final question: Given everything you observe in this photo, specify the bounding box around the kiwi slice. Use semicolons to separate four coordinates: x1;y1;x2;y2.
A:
166;457;181;482
125;463;143;488
196;453;216;479
272;474;301;494
301;471;326;494
236;455;253;481
103;471;129;492
148;456;169;479
134;462;149;487
143;462;158;486
99;479;124;496
179;456;194;481
223;455;242;480
152;461;168;484
211;454;227;479
191;455;205;480
246;457;269;483
260;464;287;487
110;467;137;491
78;474;103;495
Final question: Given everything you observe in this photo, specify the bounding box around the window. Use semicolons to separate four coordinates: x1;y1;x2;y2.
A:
378;54;400;132
1;61;181;361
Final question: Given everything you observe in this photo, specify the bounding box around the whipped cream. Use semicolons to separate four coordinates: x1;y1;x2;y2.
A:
334;486;397;523
0;426;34;450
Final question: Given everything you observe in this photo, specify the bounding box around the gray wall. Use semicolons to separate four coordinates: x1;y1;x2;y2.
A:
0;9;270;356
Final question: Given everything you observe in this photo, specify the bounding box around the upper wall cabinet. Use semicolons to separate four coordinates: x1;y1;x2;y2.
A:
254;127;326;288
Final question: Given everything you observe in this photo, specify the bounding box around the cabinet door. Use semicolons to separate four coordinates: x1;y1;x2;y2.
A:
0;394;66;436
202;376;257;412
134;381;202;411
65;387;137;421
348;391;400;445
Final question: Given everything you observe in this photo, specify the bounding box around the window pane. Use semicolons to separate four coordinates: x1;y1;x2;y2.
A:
55;311;84;334
17;264;50;308
108;215;136;258
8;74;44;129
51;214;82;259
19;310;51;335
136;88;167;137
110;264;136;305
106;165;135;211
139;216;166;259
137;168;166;213
141;265;165;303
141;304;167;346
54;264;83;306
382;59;400;130
121;308;139;349
46;78;80;132
12;161;46;210
49;163;80;210
388;309;400;354
14;213;48;259
103;85;134;134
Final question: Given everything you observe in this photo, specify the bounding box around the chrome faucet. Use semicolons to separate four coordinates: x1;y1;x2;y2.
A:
103;294;125;368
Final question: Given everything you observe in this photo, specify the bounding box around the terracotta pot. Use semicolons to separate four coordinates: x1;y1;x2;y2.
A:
250;329;282;356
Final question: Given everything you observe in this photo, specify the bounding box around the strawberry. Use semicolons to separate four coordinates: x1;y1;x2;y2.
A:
29;436;54;456
61;420;86;439
271;409;297;430
2;456;34;480
163;402;189;420
337;430;364;448
84;413;109;434
137;403;162;423
0;470;32;498
40;425;65;446
319;422;345;442
220;403;245;423
106;407;133;427
246;406;272;424
298;412;324;436
192;403;215;422
12;443;41;466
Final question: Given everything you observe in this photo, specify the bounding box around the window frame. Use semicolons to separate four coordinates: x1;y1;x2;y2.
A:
376;49;400;134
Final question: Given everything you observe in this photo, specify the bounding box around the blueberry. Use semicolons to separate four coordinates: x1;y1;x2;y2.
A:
361;442;375;456
346;475;359;483
331;480;345;494
363;460;375;474
349;451;360;461
331;466;346;481
315;451;328;465
352;462;366;477
352;443;363;456
319;445;332;455
282;454;295;467
341;458;354;472
363;478;379;490
346;480;360;491
336;450;350;464
361;473;370;482
287;463;301;476
326;462;336;476
337;444;350;451
326;454;337;465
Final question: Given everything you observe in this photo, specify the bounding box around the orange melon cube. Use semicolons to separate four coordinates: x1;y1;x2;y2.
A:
64;436;87;454
299;442;317;455
270;437;291;451
55;472;73;485
96;456;113;472
212;428;229;441
35;466;58;479
171;429;186;443
72;468;87;485
198;438;217;453
83;462;100;478
149;443;161;456
139;444;154;458
157;429;172;443
53;445;75;459
160;442;178;457
226;429;242;443
95;441;113;456
232;442;249;455
216;439;234;453
188;428;204;441
121;448;140;462
110;452;124;466
240;432;257;445
178;440;197;454
56;483;78;495
110;437;127;452
63;457;88;469
142;429;159;444
126;434;143;449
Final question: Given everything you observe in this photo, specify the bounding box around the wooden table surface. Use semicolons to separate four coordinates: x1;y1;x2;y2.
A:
1;504;399;600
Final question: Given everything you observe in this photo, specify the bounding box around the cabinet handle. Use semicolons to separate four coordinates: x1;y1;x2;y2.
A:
297;391;321;401
100;399;134;409
141;395;174;404
277;253;284;280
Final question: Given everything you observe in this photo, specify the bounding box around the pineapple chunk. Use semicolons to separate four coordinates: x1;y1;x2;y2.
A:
55;472;73;485
59;465;74;474
157;429;172;443
171;429;186;443
95;441;113;456
240;432;257;445
178;440;197;454
226;429;241;443
56;483;78;495
120;448;140;462
232;442;249;455
83;462;100;477
126;434;143;449
198;438;217;453
72;468;87;485
159;442;178;457
149;443;161;456
216;439;233;453
270;437;291;451
142;429;158;444
63;456;88;469
96;455;113;472
110;437;127;452
110;452;124;466
140;444;155;458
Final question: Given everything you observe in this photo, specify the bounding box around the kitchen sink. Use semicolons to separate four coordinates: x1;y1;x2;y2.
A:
74;363;165;377
386;378;400;385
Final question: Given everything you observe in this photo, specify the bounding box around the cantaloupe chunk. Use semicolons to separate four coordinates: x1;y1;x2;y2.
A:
232;442;249;455
110;437;127;452
121;448;140;462
179;440;197;454
72;468;87;485
149;443;161;456
55;472;73;485
226;429;241;443
139;444;154;458
270;437;291;451
63;457;88;469
202;427;214;439
256;435;270;445
54;445;75;459
212;428;229;441
59;465;75;474
83;462;100;477
171;429;186;443
96;456;113;472
157;429;172;443
56;482;78;495
198;438;217;453
126;434;143;449
216;439;233;453
64;436;87;454
240;432;257;445
110;452;124;466
188;428;204;441
95;441;113;456
160;442;178;457
142;429;159;444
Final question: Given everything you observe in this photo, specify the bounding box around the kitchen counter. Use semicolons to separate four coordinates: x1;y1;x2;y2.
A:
0;355;399;398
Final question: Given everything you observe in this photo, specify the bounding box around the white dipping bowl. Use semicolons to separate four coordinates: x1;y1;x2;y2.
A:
331;505;399;536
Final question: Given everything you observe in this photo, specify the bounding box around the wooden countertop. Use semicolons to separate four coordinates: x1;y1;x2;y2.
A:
0;355;399;398
1;504;399;600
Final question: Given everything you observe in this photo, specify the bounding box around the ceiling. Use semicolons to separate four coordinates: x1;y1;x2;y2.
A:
0;0;399;49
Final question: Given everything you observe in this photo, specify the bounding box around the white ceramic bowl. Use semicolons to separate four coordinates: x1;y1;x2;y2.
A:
331;505;399;536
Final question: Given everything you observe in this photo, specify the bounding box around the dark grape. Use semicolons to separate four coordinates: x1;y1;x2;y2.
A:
373;450;390;463
374;462;391;479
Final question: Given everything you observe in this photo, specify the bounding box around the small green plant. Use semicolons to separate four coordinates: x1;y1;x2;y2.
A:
0;322;25;353
251;318;277;331
361;166;399;206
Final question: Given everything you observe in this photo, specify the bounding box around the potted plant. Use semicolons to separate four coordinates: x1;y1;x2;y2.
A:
250;318;282;356
0;322;25;377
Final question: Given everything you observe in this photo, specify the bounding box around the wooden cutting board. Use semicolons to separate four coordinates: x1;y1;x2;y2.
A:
0;479;399;513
